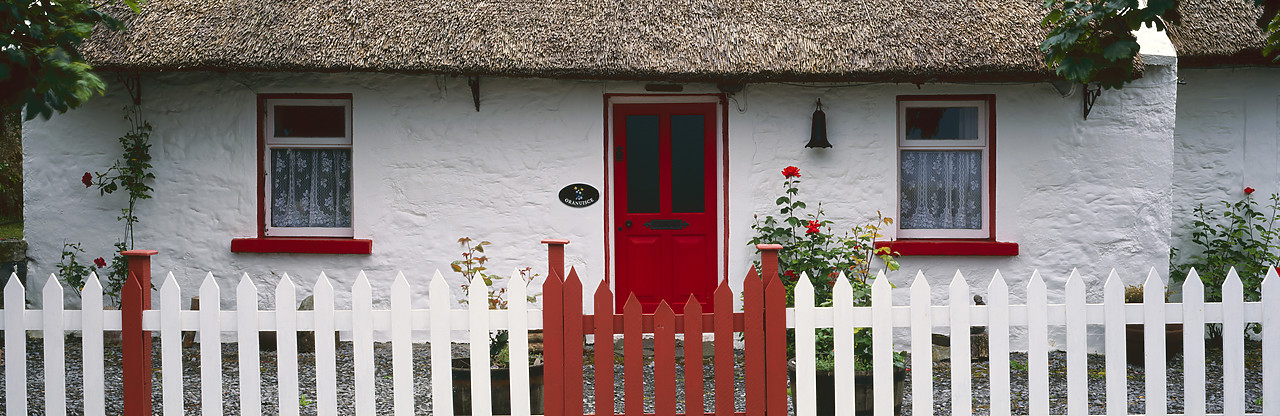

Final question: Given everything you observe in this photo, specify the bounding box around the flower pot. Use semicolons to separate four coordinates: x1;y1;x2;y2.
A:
1125;323;1184;366
788;359;905;416
451;358;545;415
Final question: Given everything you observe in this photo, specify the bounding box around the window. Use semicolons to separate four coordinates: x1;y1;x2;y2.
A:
262;96;354;237
896;96;992;239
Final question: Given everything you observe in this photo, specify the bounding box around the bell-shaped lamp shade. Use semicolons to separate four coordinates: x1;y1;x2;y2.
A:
806;100;832;148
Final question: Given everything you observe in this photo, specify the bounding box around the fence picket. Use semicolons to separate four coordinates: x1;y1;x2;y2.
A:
1182;269;1206;416
276;274;299;416
794;274;816;416
507;270;531;416
763;269;787;416
1027;271;1048;416
1064;270;1085;416
160;273;182;416
352;272;375;415
623;294;643;416
390;272;413;416
468;273;493;416
43;276;66;416
871;271;893;416
986;272;1009;416
82;273;104;416
237;274;262;416
429;270;454;416
834;273;856;416
1222;268;1245;416
713;280;734;416
198;273;222;416
743;268;765;416
654;301;676;416
593;280;615;416
949;271;971;416
1264;268;1279;416
4;273;24;416
563;268;586;416
909;272;932;416
683;295;704;416
313;272;338;416
1102;271;1126;416
1142;268;1167;416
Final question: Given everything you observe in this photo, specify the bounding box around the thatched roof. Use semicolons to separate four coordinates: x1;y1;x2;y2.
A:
1168;0;1277;67
80;0;1059;83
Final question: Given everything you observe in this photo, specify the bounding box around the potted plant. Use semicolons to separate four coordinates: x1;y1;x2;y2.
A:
449;237;544;415
749;166;906;415
1123;283;1183;366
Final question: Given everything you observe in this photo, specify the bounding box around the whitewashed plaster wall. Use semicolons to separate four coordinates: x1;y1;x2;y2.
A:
1172;67;1280;271
24;67;1178;349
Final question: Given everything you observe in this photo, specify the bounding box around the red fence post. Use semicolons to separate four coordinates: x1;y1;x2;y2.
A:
542;239;569;284
121;249;158;416
757;244;786;416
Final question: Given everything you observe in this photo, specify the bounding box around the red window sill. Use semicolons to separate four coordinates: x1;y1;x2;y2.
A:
875;240;1018;256
231;238;372;254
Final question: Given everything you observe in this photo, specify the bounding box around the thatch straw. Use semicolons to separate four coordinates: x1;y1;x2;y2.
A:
79;0;1062;83
1168;0;1276;67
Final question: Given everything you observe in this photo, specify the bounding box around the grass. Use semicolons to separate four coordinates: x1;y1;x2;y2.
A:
0;220;22;240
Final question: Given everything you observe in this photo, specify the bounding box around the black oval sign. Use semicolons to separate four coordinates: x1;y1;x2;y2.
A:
559;183;600;208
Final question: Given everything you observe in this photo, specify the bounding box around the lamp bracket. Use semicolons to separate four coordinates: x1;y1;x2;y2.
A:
117;73;142;106
1082;83;1101;120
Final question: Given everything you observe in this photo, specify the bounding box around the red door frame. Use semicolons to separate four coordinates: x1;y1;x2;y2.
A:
603;94;729;313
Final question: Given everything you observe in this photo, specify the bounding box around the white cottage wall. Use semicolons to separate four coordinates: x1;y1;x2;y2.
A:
1172;67;1280;258
24;69;1178;350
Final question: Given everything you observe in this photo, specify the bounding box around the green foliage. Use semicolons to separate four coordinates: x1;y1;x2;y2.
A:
1;0;142;120
1041;0;1280;89
748;166;904;372
450;237;541;367
1170;191;1279;337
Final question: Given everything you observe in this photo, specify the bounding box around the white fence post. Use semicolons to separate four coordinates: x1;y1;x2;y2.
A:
237;274;262;416
948;271;971;416
1264;268;1279;415
314;272;338;416
276;274;300;416
1223;268;1245;416
1064;270;1085;416
1182;269;1206;416
1142;268;1167;416
390;272;414;416
1102;271;1126;416
468;273;493;416
82;273;104;416
986;272;1008;416
871;271;892;416
160;273;182;416
353;271;375;415
909;272;933;416
5;273;26;416
833;272;855;416
198;273;222;416
1027;271;1048;416
794;273;816;416
43;275;66;416
507;269;532;416
429;270;454;415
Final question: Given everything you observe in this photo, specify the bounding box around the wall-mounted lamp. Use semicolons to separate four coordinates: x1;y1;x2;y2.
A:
806;99;832;148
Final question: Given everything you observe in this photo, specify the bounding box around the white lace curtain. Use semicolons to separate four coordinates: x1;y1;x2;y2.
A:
900;150;982;230
270;149;352;228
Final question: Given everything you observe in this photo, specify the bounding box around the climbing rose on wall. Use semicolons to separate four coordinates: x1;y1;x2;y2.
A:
1245;187;1256;194
93;257;106;268
782;166;801;178
806;220;821;234
82;172;92;188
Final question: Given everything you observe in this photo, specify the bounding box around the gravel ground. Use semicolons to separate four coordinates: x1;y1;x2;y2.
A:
0;336;1264;415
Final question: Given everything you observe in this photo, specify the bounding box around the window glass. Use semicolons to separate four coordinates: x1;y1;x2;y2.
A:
274;106;346;137
670;115;705;213
899;150;982;230
904;107;979;140
270;149;353;228
626;115;660;214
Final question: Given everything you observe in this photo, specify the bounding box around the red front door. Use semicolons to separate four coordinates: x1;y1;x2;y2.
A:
612;102;719;314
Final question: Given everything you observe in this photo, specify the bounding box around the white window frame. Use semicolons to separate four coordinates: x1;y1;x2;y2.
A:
896;99;990;239
263;98;355;237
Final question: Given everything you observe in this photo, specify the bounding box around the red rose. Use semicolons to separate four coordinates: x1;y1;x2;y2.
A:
784;270;798;281
781;166;801;178
1245;187;1256;195
82;172;93;188
805;220;821;234
93;257;106;268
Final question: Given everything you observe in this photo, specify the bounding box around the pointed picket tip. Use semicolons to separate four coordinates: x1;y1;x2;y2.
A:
1028;269;1046;290
623;293;642;313
684;295;702;314
315;271;333;291
44;272;63;291
654;300;674;319
84;271;101;292
160;272;179;291
872;269;890;289
565;267;582;289
237;273;256;291
1103;269;1123;290
200;272;219;290
355;270;371;288
277;273;296;292
1065;269;1084;290
911;270;930;290
795;272;814;292
5;272;24;291
950;270;968;288
505;268;525;290
1142;267;1163;292
988;270;1006;292
1263;267;1279;294
392;271;410;292
430;269;448;291
1224;266;1244;292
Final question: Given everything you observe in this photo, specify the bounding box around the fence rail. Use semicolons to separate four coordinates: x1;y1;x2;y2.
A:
1;242;1277;416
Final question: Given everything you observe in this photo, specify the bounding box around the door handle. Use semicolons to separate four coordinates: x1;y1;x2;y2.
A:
625;220;632;228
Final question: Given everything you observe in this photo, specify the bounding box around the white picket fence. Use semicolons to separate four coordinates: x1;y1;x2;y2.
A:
1;266;1277;416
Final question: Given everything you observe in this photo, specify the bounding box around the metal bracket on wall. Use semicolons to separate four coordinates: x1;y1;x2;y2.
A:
1082;82;1101;120
468;76;480;112
117;73;142;106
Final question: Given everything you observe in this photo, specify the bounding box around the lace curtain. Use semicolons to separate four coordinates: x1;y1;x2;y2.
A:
270;149;352;228
900;150;982;230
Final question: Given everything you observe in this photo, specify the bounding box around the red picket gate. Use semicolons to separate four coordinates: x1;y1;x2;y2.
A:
541;240;789;416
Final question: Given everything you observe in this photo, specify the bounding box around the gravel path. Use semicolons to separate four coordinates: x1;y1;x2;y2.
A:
0;336;1264;415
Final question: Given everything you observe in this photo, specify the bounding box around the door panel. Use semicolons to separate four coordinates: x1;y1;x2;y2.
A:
613;102;719;314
